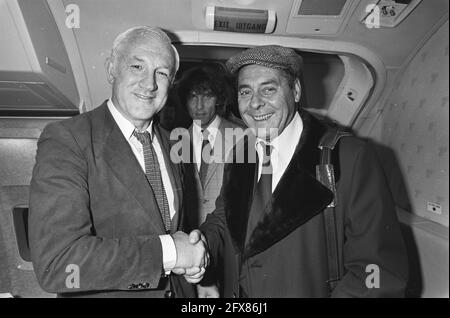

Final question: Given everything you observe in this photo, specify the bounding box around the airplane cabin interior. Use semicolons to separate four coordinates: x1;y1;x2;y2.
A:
0;0;448;298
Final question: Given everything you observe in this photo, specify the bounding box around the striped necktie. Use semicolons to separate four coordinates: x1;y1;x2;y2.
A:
246;142;273;242
199;129;212;186
133;130;171;233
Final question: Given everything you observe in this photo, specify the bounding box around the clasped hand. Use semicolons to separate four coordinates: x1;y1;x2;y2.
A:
171;230;208;283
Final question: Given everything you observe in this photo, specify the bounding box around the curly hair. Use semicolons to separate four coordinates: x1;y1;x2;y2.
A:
178;65;232;117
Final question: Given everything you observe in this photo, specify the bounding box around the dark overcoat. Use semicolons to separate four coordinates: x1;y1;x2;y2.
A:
201;110;408;297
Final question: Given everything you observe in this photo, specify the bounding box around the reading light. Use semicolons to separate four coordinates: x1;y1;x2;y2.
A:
205;6;276;34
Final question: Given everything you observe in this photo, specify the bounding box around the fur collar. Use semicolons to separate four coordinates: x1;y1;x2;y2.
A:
223;110;334;259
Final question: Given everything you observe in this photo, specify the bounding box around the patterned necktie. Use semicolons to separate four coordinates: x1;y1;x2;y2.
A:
246;142;273;242
199;129;212;187
133;130;171;233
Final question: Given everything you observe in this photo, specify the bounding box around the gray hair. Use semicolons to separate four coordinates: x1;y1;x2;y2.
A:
110;26;180;80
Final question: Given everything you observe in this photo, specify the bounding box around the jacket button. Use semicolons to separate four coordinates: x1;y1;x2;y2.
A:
164;290;174;298
251;261;262;268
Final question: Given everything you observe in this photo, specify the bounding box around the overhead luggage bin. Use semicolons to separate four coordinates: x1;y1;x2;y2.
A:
0;0;79;114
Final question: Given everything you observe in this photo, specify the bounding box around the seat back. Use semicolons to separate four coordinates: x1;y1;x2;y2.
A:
0;121;56;297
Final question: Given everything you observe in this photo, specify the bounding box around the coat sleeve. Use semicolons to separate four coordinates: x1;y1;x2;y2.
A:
199;169;228;286
332;140;409;297
29;122;164;294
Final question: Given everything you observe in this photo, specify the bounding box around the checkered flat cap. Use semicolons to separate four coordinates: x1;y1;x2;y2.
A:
226;45;303;78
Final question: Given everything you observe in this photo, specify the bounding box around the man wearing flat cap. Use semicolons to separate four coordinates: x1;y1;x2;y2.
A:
193;45;408;297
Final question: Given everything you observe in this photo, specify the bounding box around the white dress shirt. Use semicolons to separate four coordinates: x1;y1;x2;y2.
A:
255;112;303;192
192;115;222;171
107;100;176;273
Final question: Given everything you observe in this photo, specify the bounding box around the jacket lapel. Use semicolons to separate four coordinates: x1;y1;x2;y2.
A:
204;118;243;188
224;111;334;259
244;111;334;259
153;123;183;232
203;119;227;188
101;105;165;233
223;135;258;253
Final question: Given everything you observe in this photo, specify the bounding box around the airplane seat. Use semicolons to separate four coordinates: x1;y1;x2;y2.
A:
363;21;449;297
0;125;55;297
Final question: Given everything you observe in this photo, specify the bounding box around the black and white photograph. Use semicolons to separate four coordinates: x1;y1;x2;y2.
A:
0;0;448;302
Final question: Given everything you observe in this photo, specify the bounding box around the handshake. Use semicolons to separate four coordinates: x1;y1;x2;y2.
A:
171;230;209;284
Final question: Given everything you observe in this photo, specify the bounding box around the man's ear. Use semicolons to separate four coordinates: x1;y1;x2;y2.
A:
294;78;301;103
105;57;115;84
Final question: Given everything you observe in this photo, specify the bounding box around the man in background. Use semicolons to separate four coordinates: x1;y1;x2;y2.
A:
179;66;244;297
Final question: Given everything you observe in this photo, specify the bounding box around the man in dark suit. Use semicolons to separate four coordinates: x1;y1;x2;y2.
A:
179;66;245;297
195;45;408;297
179;66;245;227
28;26;207;297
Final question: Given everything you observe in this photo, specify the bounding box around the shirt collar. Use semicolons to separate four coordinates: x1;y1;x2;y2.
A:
107;99;153;140
192;115;221;145
255;111;303;165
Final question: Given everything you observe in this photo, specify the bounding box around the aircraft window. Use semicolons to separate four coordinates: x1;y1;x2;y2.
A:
12;206;31;262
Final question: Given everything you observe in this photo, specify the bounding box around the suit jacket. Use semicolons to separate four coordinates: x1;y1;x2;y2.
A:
184;117;245;229
29;101;195;297
200;110;408;297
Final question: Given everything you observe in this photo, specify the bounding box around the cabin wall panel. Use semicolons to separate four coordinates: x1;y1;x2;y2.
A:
0;118;61;297
364;21;449;227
